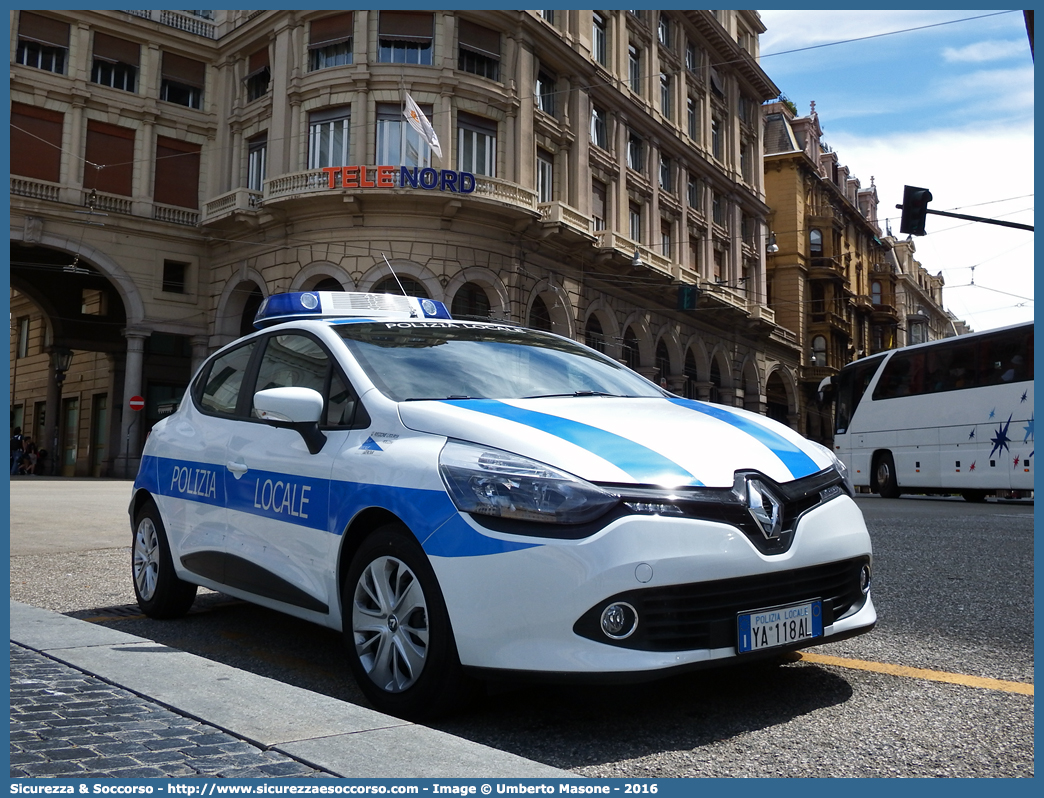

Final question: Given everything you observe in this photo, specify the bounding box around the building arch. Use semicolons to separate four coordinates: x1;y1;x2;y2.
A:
582;298;622;359
444;267;509;320
739;355;763;413
527;280;573;338
215;271;268;346
12;232;145;326
291;262;356;292
765;365;798;428
707;346;736;404
618;313;654;374
360;260;442;301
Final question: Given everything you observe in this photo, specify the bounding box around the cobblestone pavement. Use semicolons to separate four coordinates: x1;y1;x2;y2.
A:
10;643;332;780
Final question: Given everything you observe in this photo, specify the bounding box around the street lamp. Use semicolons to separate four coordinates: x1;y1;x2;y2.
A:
48;346;73;475
766;232;779;254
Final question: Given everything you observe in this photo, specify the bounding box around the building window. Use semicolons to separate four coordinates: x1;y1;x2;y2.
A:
687;96;699;140
627;133;644;172
11;103;63;183
16;13;68;74
529;295;553;332
686;40;700;72
810;228;823;256
591;179;606;231
739;94;756;126
457;112;497;176
451;282;492;319
740;139;752;183
660;220;671;257
592;13;607;67
162;260;188;294
161;52;205;109
16;317;30;359
308;107;351;169
712;192;724;226
84;121;135;197
660;73;671;119
658;15;670;47
373;276;429;298
245;47;270;101
687;176;701;209
540;10;555;25
590;106;608;150
689;238;701;277
909;321;927;345
628;45;642;95
585;315;606;353
537;149;554;203
458;18;500;80
711;117;722;160
659;155;672;192
623;327;640;370
536;70;556;116
871;281;882;305
378;11;433;65
91;33;138;92
629;202;642;242
709;66;726;100
247;133;267;191
154;136;201;209
377;102;432;167
713;249;723;282
811;335;827;366
309;12;354;70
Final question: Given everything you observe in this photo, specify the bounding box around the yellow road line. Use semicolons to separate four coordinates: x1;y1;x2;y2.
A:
796;651;1034;696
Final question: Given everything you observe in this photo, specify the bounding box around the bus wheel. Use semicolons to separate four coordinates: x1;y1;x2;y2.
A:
873;452;900;498
961;490;988;503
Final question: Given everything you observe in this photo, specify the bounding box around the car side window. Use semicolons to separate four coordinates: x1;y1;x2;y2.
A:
252;334;331;418
197;341;258;417
328;369;368;428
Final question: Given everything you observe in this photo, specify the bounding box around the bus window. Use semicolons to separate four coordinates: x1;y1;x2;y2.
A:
835;354;884;433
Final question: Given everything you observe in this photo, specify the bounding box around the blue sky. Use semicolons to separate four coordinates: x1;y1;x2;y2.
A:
757;9;1034;332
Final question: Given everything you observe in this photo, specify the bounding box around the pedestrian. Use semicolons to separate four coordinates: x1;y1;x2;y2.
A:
22;437;38;475
10;427;25;475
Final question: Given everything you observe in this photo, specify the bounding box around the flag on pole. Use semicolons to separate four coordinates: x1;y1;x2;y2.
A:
403;92;442;160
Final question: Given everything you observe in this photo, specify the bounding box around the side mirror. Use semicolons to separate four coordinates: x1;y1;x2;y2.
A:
254;387;327;454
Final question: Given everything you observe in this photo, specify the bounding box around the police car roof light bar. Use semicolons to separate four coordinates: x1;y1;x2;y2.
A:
253;291;452;328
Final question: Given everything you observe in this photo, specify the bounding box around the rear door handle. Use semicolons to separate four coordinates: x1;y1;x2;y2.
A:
226;461;249;478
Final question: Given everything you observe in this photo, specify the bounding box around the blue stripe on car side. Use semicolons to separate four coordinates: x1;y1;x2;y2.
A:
441;399;703;486
668;398;820;478
136;455;536;557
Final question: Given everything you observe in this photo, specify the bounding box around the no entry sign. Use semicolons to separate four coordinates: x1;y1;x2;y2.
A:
129;395;145;411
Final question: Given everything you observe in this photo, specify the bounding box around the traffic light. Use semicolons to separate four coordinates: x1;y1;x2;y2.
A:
677;284;699;310
899;185;933;236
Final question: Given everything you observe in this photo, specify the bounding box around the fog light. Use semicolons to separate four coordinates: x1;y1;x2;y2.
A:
600;602;638;640
859;564;872;595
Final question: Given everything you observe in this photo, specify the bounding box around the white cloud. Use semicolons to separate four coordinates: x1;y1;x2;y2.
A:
828;124;1034;331
942;39;1026;62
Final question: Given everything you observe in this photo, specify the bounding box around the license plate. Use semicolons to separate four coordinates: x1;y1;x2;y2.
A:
737;599;823;653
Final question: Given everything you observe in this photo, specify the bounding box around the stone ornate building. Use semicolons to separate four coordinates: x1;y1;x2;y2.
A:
10;9;803;477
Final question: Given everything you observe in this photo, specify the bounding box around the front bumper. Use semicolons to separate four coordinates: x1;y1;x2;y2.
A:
430;494;875;674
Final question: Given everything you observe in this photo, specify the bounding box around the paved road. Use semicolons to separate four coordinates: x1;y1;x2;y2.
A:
9;478;1035;777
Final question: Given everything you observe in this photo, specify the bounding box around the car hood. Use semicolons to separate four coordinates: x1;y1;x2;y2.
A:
397;397;832;488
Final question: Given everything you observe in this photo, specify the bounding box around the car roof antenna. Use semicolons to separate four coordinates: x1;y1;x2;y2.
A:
381;252;409;296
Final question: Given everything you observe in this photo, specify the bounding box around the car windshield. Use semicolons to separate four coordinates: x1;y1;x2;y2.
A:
335;321;664;402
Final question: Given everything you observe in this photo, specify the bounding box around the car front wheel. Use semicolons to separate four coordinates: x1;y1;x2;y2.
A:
132;501;197;618
344;523;472;720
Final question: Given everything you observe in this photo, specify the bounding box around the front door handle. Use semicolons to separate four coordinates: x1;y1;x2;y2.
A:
226;461;249;478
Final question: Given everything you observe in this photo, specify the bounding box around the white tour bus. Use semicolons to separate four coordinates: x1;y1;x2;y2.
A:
823;321;1033;501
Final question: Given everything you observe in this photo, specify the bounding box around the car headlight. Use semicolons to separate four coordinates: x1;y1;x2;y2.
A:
810;441;853;495
439;441;620;524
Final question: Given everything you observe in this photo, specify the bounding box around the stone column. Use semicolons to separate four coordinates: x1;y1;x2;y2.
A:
115;329;148;478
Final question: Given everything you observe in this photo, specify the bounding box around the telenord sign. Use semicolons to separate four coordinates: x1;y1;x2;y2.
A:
319;165;476;194
129;395;145;411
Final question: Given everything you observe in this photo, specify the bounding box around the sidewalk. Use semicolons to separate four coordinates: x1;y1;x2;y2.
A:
10;601;574;779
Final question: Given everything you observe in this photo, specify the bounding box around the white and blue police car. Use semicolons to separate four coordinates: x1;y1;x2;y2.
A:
131;290;875;718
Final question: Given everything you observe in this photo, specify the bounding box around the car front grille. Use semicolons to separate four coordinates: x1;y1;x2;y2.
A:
573;556;869;652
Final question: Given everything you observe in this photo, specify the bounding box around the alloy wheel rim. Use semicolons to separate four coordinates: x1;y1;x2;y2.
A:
133;518;160;600
352;555;429;693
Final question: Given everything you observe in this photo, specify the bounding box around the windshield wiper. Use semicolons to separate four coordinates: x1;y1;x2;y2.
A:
405;395;482;401
522;390;623;399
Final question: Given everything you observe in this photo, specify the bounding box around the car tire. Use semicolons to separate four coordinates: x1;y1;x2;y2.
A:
343;522;473;720
132;501;198;619
872;452;900;499
961;490;988;503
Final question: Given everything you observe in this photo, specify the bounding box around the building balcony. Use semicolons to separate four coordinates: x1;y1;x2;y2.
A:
871;303;899;323
125;9;217;38
538;201;595;242
201;188;264;225
810;310;849;332
11;176;60;203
